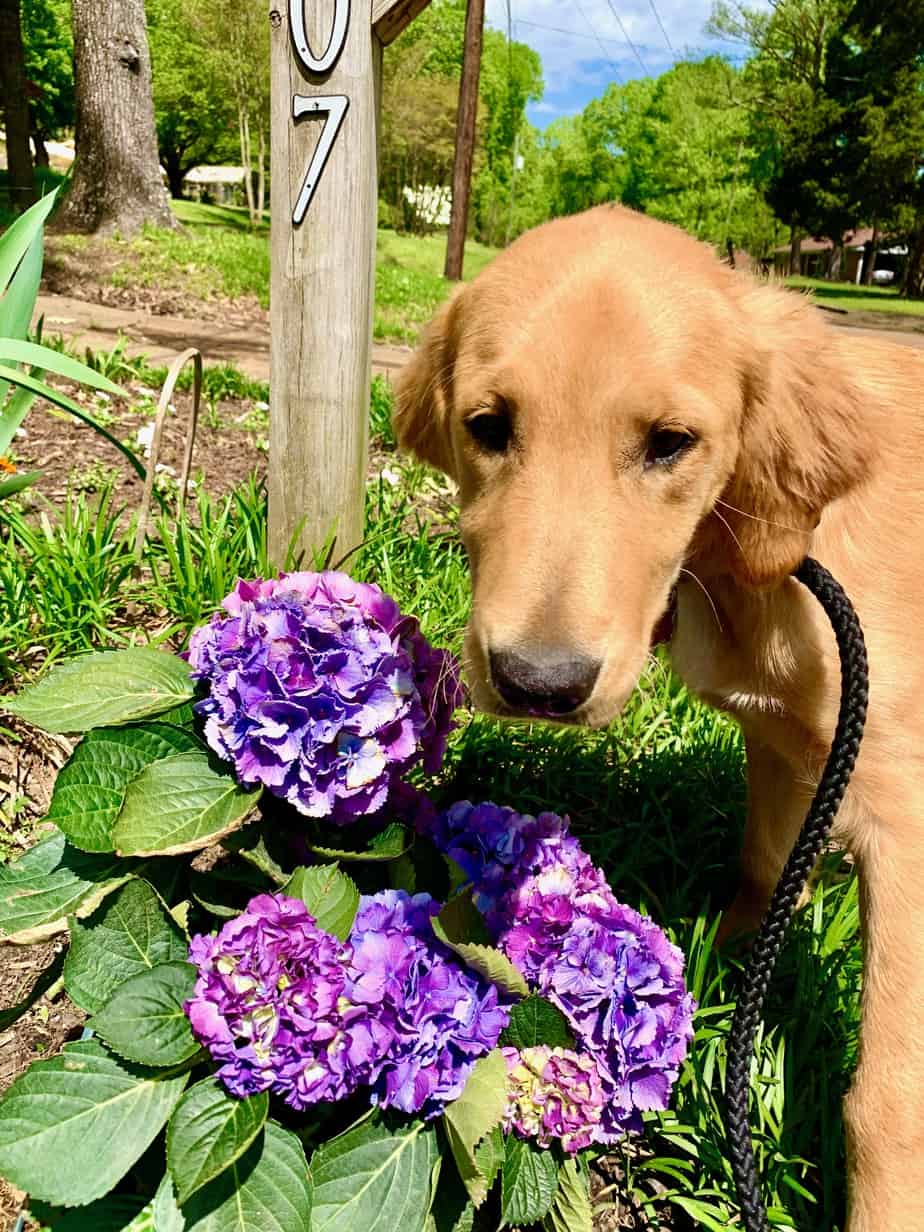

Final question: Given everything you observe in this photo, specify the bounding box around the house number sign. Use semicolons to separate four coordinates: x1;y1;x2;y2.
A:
289;0;351;224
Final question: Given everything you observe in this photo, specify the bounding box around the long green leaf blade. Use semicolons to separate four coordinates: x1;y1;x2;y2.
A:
0;189;58;291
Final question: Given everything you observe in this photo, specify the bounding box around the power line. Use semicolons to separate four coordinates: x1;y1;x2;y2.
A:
573;1;624;82
602;0;650;75
647;0;674;54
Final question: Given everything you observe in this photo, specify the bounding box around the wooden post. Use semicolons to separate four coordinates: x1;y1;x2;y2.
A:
268;0;431;569
444;0;486;281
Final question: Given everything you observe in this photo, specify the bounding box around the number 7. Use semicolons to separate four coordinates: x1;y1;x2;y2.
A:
291;94;350;226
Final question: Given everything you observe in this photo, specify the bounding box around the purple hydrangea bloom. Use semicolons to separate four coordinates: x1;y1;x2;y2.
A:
423;801;696;1140
186;572;465;825
185;889;509;1118
348;890;510;1116
184;893;389;1109
502;1045;607;1153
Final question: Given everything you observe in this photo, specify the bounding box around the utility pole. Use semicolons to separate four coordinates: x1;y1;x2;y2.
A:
444;0;485;281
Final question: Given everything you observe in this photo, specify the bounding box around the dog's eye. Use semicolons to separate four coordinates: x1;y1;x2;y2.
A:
466;410;512;454
645;427;696;468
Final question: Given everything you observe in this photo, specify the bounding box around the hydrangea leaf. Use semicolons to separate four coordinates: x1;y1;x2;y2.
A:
47;724;202;853
309;1116;438;1232
442;1050;509;1207
179;1121;311;1231
500;1137;560;1228
3;647;196;733
112;751;262;857
430;1158;476;1232
500;995;576;1051
28;1195;151;1232
432;898;528;999
309;822;411;862
167;1078;269;1204
153;1175;185;1232
64;878;188;1014
283;864;360;941
91;961;200;1067
0;830;138;944
473;1125;505;1192
0;1038;188;1207
541;1157;593;1232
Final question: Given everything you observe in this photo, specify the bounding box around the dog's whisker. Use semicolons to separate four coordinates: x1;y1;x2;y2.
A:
715;497;812;537
711;505;746;562
679;567;724;634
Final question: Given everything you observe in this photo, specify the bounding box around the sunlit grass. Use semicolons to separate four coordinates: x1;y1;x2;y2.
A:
786;274;924;317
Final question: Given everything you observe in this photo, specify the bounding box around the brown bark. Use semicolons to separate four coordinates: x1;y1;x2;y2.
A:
0;0;36;211
58;0;177;236
861;223;880;286
788;222;802;277
444;0;485;281
901;220;924;299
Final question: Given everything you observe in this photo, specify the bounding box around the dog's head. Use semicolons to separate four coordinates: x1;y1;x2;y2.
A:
394;206;871;726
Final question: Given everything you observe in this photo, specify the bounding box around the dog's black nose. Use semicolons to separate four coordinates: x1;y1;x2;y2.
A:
489;647;602;716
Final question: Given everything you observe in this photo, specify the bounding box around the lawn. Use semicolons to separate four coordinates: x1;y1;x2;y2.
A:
0;354;861;1230
785;274;924;317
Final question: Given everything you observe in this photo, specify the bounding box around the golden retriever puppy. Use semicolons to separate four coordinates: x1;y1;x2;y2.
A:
394;204;924;1231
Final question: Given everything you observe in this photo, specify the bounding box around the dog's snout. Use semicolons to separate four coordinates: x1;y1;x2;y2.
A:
489;646;602;716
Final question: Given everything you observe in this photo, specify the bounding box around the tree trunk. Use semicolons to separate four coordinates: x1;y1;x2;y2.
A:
901;220;924;299
444;0;485;280
788;222;802;277
163;149;185;199
59;0;177;236
0;0;36;212
861;223;880;286
256;127;266;225
32;132;50;168
239;106;256;225
828;242;843;281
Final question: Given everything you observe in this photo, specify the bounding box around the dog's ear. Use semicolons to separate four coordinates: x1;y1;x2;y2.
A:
392;287;464;477
697;286;875;588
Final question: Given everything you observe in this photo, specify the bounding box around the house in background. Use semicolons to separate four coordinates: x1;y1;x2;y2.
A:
773;226;908;283
183;165;247;207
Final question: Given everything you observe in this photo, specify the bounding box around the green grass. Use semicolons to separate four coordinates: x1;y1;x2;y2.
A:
786;275;924;317
0;428;860;1229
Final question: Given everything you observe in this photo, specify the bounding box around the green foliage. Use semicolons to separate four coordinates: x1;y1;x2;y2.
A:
4;646;196;733
167;1079;269;1203
282;864;361;941
432;895;529;997
309;1117;439;1232
91;961;200;1067
441;1050;509;1206
21;0;74;145
64;877;189;1013
500;1136;559;1227
0;1038;189;1206
500;995;575;1051
542;1157;592;1232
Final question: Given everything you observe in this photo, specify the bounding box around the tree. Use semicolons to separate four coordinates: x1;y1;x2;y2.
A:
147;0;236;198
21;0;74;167
0;0;36;210
58;0;177;235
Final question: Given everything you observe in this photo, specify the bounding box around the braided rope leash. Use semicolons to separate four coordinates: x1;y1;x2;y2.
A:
724;557;870;1232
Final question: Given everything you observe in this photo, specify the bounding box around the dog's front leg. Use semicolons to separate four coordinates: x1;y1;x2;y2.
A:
844;835;924;1231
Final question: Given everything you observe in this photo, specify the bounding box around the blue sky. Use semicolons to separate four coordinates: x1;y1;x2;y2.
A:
483;0;754;127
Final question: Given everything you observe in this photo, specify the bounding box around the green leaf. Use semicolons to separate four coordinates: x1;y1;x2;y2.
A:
3;647;195;733
430;1162;476;1232
501;1137;560;1228
167;1078;269;1204
0;1037;188;1207
283;864;360;941
473;1125;505;1193
0;382;38;458
222;824;289;886
0;339;123;395
153;1175;185;1232
542;1157;592;1232
28;1195;150;1232
309;822;411;862
442;1050;509;1206
91;961;199;1067
64;878;188;1014
0;363;147;482
0;188;57;291
500;996;576;1051
0;220;43;347
0;830;137;944
0;947;65;1031
48;724;202;852
432;897;528;999
113;750;261;857
0;468;42;499
309;1117;438;1232
181;1121;311;1231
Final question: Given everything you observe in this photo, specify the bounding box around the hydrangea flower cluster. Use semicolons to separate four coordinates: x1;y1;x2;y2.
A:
185;889;509;1117
423;801;696;1141
186;572;464;825
502;1046;606;1153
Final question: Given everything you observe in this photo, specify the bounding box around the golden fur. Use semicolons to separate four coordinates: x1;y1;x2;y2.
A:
394;204;924;1229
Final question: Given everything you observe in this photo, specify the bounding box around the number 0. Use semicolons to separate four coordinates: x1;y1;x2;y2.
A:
289;0;350;75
